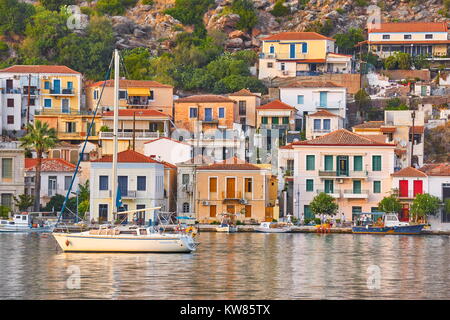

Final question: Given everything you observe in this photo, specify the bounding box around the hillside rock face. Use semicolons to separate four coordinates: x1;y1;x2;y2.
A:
109;0;447;51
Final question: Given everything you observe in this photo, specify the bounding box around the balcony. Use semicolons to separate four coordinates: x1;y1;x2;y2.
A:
313;129;331;134
318;170;368;179
316;189;340;198
343;189;369;199
315;101;343;109
99;131;163;140
259;53;277;59
35;109;93;116
45;88;75;96
397;190;417;199
4;88;21;94
109;190;137;199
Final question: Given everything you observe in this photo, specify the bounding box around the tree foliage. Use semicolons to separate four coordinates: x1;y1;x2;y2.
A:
385;97;408;110
384;52;412;70
271;0;290;17
334;28;364;53
230;0;258;31
310;192;339;216
40;0;75;11
354;89;372;118
378;195;402;213
304;19;333;36
43;194;77;214
96;0;138;16
0;0;35;35
13;194;34;211
410;193;441;222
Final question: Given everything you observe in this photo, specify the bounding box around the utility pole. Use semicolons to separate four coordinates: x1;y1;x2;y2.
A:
132;111;136;151
26;74;31;127
410;110;416;167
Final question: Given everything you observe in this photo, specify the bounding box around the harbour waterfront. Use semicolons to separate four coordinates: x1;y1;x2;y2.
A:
1;232;450;299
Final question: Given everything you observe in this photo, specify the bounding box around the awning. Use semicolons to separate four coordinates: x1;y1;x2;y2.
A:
410;126;425;134
127;88;150;96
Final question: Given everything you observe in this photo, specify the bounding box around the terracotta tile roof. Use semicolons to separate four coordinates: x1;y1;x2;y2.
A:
143;137;190;145
395;148;407;156
102;109;171;118
419;163;450;176
147;156;177;169
392;166;428;177
0;65;80;74
365;40;450;45
353;121;384;129
92;150;161;164
228;89;260;97
366;135;387;144
25;158;76;172
281;81;343;88
308;110;339;117
410;126;425;134
280;143;294;149
175;95;234;103
327;53;353;58
292;129;395;146
380;127;396;133
368;22;448;33
89;79;172;88
53;141;79;149
261;32;335;41
257;99;296;110
197;157;262;170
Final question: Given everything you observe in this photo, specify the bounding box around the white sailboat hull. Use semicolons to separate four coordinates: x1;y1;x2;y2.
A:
53;232;196;253
216;226;238;233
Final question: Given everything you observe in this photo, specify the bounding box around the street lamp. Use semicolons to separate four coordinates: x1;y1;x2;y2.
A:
410;110;416;167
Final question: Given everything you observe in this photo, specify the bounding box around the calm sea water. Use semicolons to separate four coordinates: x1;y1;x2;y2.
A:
0;232;449;299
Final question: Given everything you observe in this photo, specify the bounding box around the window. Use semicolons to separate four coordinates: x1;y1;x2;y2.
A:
1;159;12;180
245;178;252;193
282;117;289;124
189;108;198;118
119;90;127;100
261;116;268;124
280;63;285;71
425;34;433;39
7;99;14;108
64;176;71;190
93;90;98;100
302;43;308;53
66;122;76;133
182;202;190;213
372;155;382;171
382;34;390;39
404;34;412;40
269;45;275;54
44;81;50;89
324;155;333;171
306;179;314;192
314;119;321;130
137;176;146;191
218;107;225;118
7;116;14;124
44;99;52;108
286;159;294;172
272;117;279;124
99;176;108;190
29;98;35;106
354;156;363;172
267;62;273;68
182;174;189;185
306;155;315;171
324;179;334;193
238;101;246;115
149;90;154;100
209;177;217;192
297;95;304;105
1;194;12;209
67;81;73;89
353;180;361;194
99;204;108;222
323;119;330;130
373;181;381;193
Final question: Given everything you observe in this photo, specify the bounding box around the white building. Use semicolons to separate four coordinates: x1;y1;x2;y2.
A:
305;109;344;140
279;81;347;130
0;141;25;213
89;150;165;223
143;137;192;164
24;158;78;207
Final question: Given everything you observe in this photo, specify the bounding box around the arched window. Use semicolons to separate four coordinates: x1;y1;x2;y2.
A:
182;202;190;213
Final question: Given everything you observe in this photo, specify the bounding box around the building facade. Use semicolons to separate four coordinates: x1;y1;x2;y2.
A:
143;137;192;165
0;141;25;213
228;89;261;128
305;109;344;140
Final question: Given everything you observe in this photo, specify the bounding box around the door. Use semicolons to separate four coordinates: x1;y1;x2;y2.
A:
136;204;145;224
290;44;296;59
400;204;409;222
205;108;212;121
209;205;216;217
53;79;61;94
226;178;235;198
413;180;423;196
48;176;57;196
61;99;69;113
399;180;409;197
319;91;328;107
118;176;128;197
324;180;334;194
245;205;252;218
324;155;333;171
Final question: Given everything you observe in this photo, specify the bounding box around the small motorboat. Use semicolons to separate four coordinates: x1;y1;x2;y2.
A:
255;222;292;233
352;212;425;235
0;213;55;233
216;213;238;233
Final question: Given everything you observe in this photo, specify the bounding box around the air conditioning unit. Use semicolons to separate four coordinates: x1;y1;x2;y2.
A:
202;201;210;206
42;76;49;80
336;178;344;184
13;75;20;80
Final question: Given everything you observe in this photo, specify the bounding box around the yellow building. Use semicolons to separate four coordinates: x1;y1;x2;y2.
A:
195;157;278;223
258;32;352;79
357;22;450;59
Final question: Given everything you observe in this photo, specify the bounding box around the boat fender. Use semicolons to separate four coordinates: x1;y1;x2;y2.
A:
65;239;70;247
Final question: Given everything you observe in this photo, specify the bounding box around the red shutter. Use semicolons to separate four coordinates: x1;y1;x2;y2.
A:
413;180;423;196
399;180;409;197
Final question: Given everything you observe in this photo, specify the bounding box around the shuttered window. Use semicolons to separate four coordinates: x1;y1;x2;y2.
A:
306;179;314;192
1;158;12;180
373;181;381;193
306;155;315;170
372;155;382;171
324;155;333;171
137;176;146;191
354;156;363;171
99;176;108;190
209;177;217;192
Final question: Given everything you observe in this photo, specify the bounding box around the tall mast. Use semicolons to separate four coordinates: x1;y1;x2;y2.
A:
111;49;120;222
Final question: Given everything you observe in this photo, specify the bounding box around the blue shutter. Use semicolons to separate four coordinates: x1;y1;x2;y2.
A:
302;43;307;53
297;95;304;104
290;44;296;58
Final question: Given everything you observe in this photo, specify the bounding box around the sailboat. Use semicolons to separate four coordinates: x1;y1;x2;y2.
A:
52;50;197;253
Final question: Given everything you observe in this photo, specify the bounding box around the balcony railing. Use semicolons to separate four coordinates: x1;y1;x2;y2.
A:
99;131;164;139
47;88;75;95
318;170;368;178
343;190;369;199
109;190;137;199
315;101;342;109
313;129;331;134
296;71;323;76
398;190;418;199
4;88;21;94
316;189;341;198
35;109;93;116
259;53;277;59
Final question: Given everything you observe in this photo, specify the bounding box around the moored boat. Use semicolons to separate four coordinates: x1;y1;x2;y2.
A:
216;213;238;233
0;213;55;233
352;212;425;235
255;222;292;233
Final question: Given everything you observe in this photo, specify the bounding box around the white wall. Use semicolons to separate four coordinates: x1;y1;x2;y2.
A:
143;138;192;165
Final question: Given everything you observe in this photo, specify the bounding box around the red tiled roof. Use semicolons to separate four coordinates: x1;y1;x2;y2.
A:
25;158;76;172
292;129;395;146
281;81;343;88
143;137;190;145
308;110;339;117
368;22;448;33
147;156;177;169
380;127;396;133
261;32;334;41
419;163;450;176
0;65;80;74
175;95;234;103
257;99;296;110
410;126;425;134
197;157;262;170
280;143;294;149
392;166;428;177
228;89;260;97
102;109;171;118
92;150;162;163
89;79;172;88
353;121;384;129
395;148;407;156
363;40;450;45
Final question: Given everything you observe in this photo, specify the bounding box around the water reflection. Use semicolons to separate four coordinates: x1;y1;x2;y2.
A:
0;232;449;299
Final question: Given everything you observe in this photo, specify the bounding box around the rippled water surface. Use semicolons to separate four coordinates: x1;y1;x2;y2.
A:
1;232;449;299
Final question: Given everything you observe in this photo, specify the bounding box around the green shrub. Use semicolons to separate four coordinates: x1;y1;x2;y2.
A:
96;0;138;16
336;8;345;14
142;0;154;5
40;0;75;11
0;0;35;35
0;41;9;58
271;0;290;17
354;0;368;6
230;0;258;31
164;0;214;26
334;28;364;54
304;19;333;36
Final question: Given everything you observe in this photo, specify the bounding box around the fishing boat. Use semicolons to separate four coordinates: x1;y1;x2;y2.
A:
216;213;238;233
0;213;55;233
52;49;197;253
352;212;425;235
255;221;292;233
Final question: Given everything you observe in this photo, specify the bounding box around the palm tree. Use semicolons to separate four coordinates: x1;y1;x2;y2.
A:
20;120;57;212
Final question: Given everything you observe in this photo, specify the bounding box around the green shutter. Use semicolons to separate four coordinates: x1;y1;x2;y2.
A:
353;180;361;194
272;117;279;124
306;155;315;171
373;181;381;193
304;205;314;219
325;180;334;193
354;156;362;171
283;117;289;124
306;179;314;191
372;156;382;171
262;117;268;124
324;155;333;171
